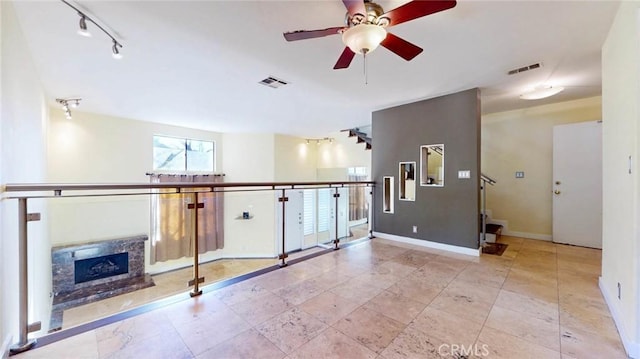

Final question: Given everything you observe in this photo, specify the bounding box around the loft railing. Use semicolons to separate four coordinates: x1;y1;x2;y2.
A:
2;180;374;354
480;173;497;245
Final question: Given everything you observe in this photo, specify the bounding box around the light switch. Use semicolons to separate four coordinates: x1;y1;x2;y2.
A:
458;170;471;179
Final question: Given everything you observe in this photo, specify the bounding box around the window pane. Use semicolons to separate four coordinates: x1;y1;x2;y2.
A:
186;139;214;172
153;136;185;171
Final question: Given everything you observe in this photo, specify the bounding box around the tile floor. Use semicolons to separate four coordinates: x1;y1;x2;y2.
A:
17;236;627;358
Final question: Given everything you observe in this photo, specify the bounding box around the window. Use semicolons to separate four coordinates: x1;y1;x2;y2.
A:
153;135;214;172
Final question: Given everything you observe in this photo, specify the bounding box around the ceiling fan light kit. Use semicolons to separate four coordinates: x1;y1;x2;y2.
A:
520;85;565;100
342;24;387;54
283;0;457;70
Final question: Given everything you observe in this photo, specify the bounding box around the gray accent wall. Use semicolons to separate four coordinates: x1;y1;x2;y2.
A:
372;88;480;249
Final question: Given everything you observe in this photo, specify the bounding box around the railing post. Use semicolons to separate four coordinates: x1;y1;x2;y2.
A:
188;192;204;297
368;186;374;238
10;198;37;354
278;189;288;267
333;188;340;250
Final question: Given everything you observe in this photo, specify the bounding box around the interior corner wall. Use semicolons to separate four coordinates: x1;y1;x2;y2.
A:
481;97;602;238
601;1;640;356
1;0;50;341
372;88;480;249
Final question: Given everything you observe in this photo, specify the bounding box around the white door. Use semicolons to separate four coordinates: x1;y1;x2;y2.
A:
552;121;602;248
275;190;303;253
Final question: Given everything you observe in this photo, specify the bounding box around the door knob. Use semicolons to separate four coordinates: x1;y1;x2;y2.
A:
555;181;561;185
554;190;561;195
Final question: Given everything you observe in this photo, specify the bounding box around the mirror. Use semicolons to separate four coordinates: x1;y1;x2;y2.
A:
399;162;416;201
420;144;444;187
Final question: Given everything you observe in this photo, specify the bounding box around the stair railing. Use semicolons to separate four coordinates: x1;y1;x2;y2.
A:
480;173;497;246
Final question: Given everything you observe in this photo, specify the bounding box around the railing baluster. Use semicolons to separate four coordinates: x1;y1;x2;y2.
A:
10;198;36;354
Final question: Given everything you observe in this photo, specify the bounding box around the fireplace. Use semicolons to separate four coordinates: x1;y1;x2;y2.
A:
50;235;154;331
74;252;129;284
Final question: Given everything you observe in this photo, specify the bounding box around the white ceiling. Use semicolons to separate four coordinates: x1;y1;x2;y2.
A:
12;0;619;137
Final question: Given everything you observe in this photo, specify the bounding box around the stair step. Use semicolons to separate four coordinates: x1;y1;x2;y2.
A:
485;224;503;235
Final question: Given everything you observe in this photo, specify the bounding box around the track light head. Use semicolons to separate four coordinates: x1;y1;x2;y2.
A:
77;15;91;37
111;40;122;59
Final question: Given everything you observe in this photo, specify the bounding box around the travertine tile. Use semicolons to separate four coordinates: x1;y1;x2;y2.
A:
334;307;405;354
330;277;384;305
363;290;427;325
101;331;192;359
96;310;175;357
273;278;326;305
380;325;451;359
256;307;328;354
410;307;483;347
387;276;443;304
560;325;627;359
429;288;494;324
298;291;360;325
388;249;436;268
494;289;559;324
287;328;376;359
455;263;509;289
229;291;292;326
17;331;99;359
375;261;418;277
485;306;560;351
212;280;267;305
478;326;561;359
196;328;285;359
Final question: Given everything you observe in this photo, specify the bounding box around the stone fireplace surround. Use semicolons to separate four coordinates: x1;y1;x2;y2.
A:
50;235;154;331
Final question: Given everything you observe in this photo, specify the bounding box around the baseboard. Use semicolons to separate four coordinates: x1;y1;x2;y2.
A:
1;335;12;359
599;277;639;358
502;229;552;241
372;232;480;257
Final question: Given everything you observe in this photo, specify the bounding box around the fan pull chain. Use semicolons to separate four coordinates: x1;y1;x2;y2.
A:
364;52;368;85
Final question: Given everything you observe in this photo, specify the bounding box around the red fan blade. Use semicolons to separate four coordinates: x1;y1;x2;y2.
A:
342;0;366;17
381;32;423;61
333;47;356;69
382;0;456;27
283;27;345;41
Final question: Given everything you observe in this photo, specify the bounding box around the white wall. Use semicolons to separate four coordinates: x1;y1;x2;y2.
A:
601;2;640;357
274;134;317;182
1;0;50;342
481;97;602;238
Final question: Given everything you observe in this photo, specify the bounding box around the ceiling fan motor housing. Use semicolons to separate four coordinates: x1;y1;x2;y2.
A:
345;1;388;27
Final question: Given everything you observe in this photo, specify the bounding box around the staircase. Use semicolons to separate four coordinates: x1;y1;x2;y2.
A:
343;127;372;150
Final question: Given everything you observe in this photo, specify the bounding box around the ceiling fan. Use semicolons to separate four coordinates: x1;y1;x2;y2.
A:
283;0;457;69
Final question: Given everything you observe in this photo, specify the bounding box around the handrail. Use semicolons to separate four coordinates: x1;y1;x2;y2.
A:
3;180;375;197
480;173;496;185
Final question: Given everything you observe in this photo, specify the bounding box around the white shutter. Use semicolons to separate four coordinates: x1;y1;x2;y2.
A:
303;190;315;235
317;188;331;232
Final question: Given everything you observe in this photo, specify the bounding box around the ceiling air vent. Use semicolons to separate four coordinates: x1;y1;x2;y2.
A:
258;76;289;89
507;62;542;75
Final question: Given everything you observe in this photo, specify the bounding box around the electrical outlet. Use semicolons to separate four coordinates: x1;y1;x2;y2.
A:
618;282;621;299
412;225;418;233
515;171;525;178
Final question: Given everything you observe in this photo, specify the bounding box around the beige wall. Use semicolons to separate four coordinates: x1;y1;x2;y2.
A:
1;0;51;340
601;1;640;356
274;134;317;182
481;97;602;238
316;131;372;181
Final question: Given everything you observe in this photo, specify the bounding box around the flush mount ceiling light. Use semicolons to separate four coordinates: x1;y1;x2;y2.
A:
520;85;565;100
56;98;81;120
61;0;124;59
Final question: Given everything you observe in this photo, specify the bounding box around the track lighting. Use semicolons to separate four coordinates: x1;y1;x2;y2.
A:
61;1;124;59
304;137;335;145
77;15;91;37
56;98;81;120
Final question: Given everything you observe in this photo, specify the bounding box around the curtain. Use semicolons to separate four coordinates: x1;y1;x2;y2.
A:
348;175;368;221
150;174;224;264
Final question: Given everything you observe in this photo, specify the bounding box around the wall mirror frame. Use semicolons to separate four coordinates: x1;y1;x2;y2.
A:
399;161;416;201
420;144;444;187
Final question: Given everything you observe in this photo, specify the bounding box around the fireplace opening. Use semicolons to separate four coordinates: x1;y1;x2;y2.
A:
74;252;129;284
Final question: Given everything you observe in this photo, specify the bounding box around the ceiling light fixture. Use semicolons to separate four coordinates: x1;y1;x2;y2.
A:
61;0;124;59
520;85;565;100
342;24;387;55
56;98;81;120
77;15;91;37
304;137;334;145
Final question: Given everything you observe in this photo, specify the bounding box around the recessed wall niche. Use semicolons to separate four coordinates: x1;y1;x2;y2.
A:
383;176;394;213
399;162;416;201
420;144;444;187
